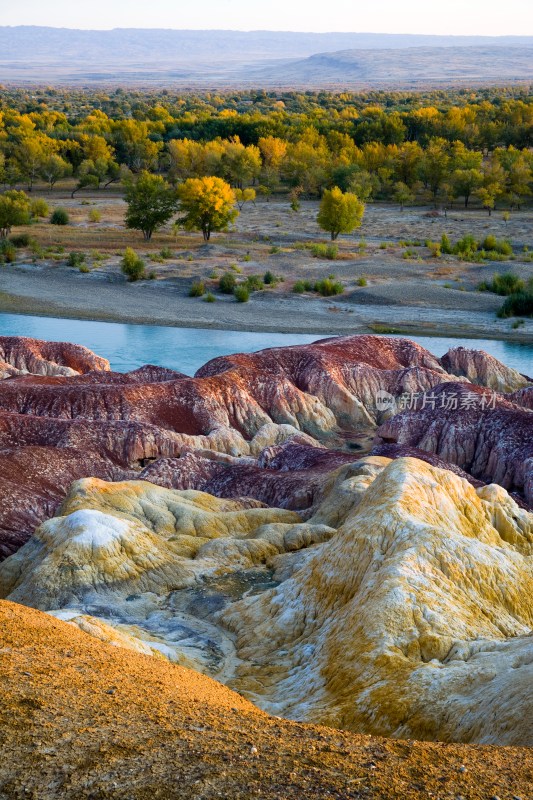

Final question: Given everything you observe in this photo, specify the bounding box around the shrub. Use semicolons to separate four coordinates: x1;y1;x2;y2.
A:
79;264;91;274
219;272;237;294
148;270;157;280
67;251;86;268
121;247;145;281
189;281;205;297
204;292;216;303
356;276;367;287
478;273;525;296
159;247;173;259
310;243;338;260
50;208;69;226
293;280;314;293
263;270;277;285
440;233;453;254
269;246;281;254
9;233;31;248
497;291;533;318
234;285;250;302
480;236;513;256
314;278;344;296
88;209;101;223
30;198;49;218
245;274;263;292
0;240;17;263
453;234;479;257
242;253;252;262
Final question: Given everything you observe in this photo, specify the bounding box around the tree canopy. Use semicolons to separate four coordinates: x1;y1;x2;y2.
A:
317;187;365;240
124;171;179;240
0;190;31;238
178;177;238;241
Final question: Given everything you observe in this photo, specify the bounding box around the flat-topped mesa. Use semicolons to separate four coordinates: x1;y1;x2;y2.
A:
374;382;533;506
0;335;110;377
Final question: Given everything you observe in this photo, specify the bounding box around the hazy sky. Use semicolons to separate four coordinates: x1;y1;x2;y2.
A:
2;0;532;35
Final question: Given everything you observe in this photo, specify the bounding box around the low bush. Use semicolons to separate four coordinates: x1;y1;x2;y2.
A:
203;292;216;303
159;247;174;259
356;276;367;287
440;234;453;254
0;240;17;263
30;198;49;218
478;273;525;296
189;281;205;297
219;272;237;294
310;243;338;260
121;247;145;282
67;251;86;268
9;233;31;248
234;285;250;302
293;279;315;293
497;291;533;318
453;234;479;258
50;208;69;226
79;264;91;273
88;209;101;223
481;235;513;255
263;270;277;285
245;274;263;292
314;278;344;296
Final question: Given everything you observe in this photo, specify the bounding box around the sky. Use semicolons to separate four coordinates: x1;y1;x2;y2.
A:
1;0;532;36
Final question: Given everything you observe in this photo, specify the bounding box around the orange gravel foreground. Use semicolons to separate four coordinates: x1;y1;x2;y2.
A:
0;600;531;800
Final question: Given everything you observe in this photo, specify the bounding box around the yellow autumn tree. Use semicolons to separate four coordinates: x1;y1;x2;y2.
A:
178;176;238;241
317;186;365;241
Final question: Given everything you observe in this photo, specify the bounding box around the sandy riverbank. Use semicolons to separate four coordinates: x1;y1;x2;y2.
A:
0;264;532;343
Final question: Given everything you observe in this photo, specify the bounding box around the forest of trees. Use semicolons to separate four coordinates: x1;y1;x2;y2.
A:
0;86;531;211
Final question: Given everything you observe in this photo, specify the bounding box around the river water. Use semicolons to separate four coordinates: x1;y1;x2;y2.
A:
0;312;531;376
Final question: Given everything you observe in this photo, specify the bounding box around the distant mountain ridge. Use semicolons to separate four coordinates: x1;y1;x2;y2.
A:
0;27;531;86
249;45;533;86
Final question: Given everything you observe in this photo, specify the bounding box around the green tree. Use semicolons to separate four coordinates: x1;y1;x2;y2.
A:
0;190;31;238
393;182;415;211
419;138;450;203
178;177;238;242
317;187;365;241
450;168;483;208
124;171;179;241
40;154;72;191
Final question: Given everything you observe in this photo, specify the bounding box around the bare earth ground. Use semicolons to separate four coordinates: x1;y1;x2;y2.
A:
1;190;532;342
1;600;532;800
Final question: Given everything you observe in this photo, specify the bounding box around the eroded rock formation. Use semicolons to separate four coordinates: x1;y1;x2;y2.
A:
0;334;531;559
1;456;532;746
